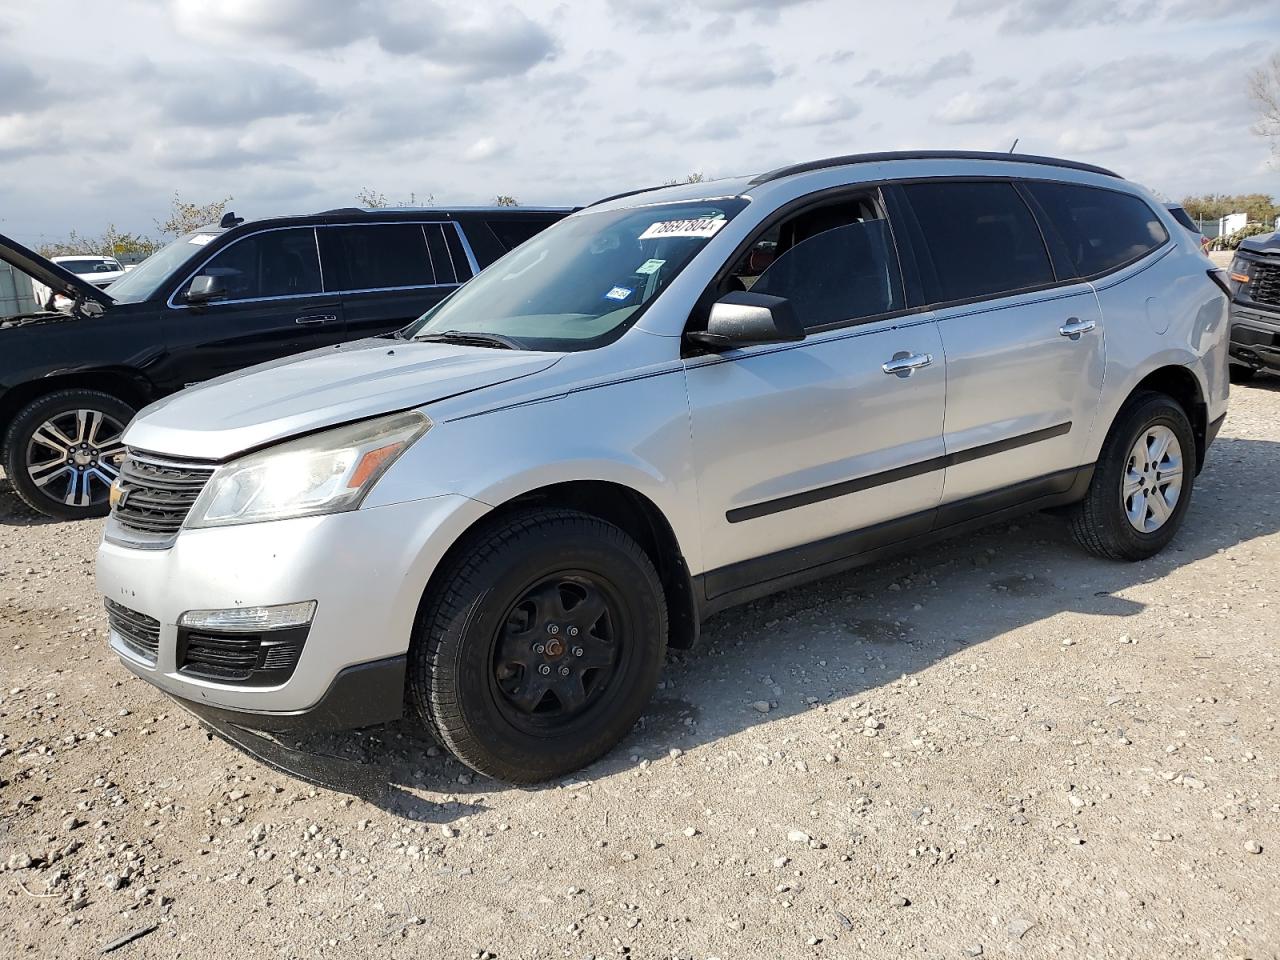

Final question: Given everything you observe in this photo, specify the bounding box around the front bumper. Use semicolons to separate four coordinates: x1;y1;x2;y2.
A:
1229;303;1280;371
96;493;490;727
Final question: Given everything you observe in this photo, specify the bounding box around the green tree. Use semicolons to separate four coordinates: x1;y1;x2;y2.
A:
38;225;159;260
493;195;519;207
156;192;233;237
1180;193;1279;225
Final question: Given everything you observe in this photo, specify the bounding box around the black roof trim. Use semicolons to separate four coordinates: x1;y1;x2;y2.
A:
748;151;1122;187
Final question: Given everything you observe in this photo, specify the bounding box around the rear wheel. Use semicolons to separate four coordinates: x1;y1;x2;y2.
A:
3;389;133;521
1068;391;1196;561
408;508;667;783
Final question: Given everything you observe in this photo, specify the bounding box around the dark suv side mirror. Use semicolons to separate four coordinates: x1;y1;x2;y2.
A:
185;274;227;304
686;291;805;350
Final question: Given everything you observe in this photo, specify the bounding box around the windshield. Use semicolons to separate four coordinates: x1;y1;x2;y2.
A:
59;258;120;275
406;198;749;350
105;232;220;303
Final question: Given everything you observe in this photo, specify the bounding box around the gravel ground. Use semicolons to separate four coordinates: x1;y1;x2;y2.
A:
2;382;1278;960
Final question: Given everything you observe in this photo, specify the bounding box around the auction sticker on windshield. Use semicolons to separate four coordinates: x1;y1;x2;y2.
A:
638;218;727;240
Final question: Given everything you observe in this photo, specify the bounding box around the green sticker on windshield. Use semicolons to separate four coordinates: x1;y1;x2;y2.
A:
635;258;665;275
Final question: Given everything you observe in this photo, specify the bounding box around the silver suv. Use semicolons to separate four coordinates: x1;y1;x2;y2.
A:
96;151;1231;783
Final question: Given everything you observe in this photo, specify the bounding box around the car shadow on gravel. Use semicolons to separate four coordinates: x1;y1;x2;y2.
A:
0;474;60;526
143;436;1280;820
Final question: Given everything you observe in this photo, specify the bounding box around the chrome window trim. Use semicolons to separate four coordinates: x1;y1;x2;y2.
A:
166;220;472;310
451;220;481;276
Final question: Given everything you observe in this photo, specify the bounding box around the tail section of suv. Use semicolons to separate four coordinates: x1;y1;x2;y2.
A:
0;206;570;519
95;151;1229;783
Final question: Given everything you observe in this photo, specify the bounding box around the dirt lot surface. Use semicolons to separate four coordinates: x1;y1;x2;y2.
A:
2;383;1278;960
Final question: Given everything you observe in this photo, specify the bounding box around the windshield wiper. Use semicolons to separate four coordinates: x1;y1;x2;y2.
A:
413;329;522;350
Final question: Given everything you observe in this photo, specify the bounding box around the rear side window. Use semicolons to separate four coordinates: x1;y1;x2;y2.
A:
900;181;1055;303
486;218;559;252
1025;182;1169;277
1166;205;1199;235
196;228;322;300
320;224;434;291
423;223;473;285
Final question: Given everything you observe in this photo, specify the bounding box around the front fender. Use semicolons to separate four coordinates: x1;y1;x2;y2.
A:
365;372;704;574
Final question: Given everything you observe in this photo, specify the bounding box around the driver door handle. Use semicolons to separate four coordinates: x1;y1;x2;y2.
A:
1059;317;1096;339
295;314;338;325
882;352;933;377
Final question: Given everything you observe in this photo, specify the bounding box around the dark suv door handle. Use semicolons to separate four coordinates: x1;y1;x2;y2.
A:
295;314;338;325
1059;317;1096;339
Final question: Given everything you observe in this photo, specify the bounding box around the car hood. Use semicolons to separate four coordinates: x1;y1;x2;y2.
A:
0;232;115;307
124;337;561;461
1239;231;1280;256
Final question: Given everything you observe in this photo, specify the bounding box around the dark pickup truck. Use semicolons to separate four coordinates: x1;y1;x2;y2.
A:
1227;230;1280;382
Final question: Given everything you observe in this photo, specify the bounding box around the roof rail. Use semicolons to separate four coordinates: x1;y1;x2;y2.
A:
748;150;1122;186
586;184;673;208
315;207;367;215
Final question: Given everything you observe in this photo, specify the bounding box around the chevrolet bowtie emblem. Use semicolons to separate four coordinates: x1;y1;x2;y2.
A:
108;481;128;511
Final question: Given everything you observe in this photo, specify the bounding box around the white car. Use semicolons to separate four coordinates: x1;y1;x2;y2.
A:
51;255;125;289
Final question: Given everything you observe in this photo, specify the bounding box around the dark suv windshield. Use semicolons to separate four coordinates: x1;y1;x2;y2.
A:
105;232;220;303
407;199;749;350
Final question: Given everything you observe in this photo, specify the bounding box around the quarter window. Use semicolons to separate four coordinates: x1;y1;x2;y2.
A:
1024;182;1169;277
194;228;322;300
486;218;560;252
900;181;1055;303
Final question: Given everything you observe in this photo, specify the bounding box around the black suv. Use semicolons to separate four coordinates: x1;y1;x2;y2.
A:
0;206;570;519
1226;230;1280;381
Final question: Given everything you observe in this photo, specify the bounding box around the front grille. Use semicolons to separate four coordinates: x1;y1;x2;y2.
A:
112;451;217;541
105;599;160;662
177;626;309;686
1250;261;1280;308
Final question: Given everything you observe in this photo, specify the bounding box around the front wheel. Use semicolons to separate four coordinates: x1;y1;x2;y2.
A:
1068;391;1196;561
409;508;668;783
3;389;134;521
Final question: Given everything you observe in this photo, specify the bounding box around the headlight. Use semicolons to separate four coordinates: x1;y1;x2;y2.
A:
185;411;430;528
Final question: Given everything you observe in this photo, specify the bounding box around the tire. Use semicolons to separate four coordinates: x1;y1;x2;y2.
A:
3;389;134;521
1068;391;1196;561
408;508;668;783
1228;364;1258;384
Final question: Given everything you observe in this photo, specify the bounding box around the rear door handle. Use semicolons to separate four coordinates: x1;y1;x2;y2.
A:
882;352;933;377
295;314;338;325
1059;317;1096;339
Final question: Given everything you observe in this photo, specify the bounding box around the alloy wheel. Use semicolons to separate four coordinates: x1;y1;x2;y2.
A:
1122;424;1183;533
25;408;126;508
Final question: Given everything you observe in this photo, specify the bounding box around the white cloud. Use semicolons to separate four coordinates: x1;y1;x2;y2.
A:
0;0;1275;246
463;137;509;162
170;0;558;80
655;44;779;91
1056;127;1129;153
780;93;860;127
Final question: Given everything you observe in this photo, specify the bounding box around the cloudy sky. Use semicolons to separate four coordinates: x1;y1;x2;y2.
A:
1;0;1277;247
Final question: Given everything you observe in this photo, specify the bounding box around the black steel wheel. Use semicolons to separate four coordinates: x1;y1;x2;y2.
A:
409;508;667;783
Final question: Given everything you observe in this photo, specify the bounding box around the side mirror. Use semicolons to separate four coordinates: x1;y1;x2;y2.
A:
185;274;226;304
685;291;804;350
